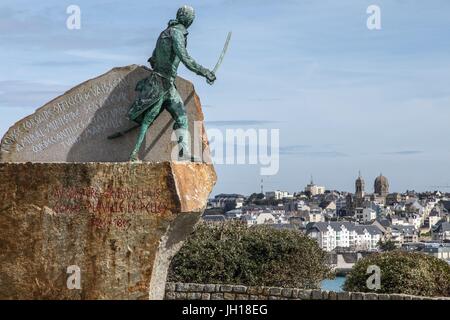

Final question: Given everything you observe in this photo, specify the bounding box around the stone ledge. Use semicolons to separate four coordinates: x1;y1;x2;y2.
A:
165;282;450;301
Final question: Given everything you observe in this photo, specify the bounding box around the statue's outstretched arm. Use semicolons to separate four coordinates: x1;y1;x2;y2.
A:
172;29;209;77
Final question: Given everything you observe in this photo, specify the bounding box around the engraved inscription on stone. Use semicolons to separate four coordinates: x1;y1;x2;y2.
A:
1;73;134;158
50;185;170;230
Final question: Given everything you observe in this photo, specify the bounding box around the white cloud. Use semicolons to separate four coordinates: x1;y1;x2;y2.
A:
64;50;136;62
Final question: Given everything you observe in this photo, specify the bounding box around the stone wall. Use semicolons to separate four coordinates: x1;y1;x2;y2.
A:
164;282;450;301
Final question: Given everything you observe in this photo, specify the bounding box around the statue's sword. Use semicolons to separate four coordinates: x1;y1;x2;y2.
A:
207;31;232;84
108;32;232;140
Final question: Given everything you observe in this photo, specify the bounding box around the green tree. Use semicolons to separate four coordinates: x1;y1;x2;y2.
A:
168;222;332;288
344;251;450;297
377;239;397;252
244;193;264;205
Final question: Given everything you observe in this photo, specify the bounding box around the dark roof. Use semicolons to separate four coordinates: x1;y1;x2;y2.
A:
267;224;300;231
225;208;242;215
202;215;225;222
326;253;338;265
341;253;358;264
356;225;383;235
429;210;440;217
392;225;417;235
214;193;245;199
319;200;333;209
305;222;316;230
440;200;450;211
306;222;382;235
376;218;392;228
374;174;388;184
433;221;450;233
240;214;254;221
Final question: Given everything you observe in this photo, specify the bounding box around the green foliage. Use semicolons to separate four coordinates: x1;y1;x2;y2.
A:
244;193;284;206
245;193;265;202
344;251;450;297
168;222;332;288
377;239;397;252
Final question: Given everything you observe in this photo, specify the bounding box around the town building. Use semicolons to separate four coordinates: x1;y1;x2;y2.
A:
208;193;245;211
354;172;365;208
386;192;401;206
361;208;377;223
305;177;325;196
265;190;291;200
424;209;442;230
391;225;419;244
306;221;382;252
374;174;389;197
373;174;389;205
401;242;450;262
432;221;450;241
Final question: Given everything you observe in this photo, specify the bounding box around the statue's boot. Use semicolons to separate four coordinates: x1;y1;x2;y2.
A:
129;151;142;163
178;154;202;162
178;148;202;162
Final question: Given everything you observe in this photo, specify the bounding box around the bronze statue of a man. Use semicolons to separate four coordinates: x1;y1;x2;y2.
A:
127;5;216;162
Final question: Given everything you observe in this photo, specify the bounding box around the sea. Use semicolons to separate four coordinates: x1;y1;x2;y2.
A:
320;276;346;292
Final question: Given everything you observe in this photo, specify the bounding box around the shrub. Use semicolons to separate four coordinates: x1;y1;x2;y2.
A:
168;222;332;288
377;239;396;252
344;251;450;297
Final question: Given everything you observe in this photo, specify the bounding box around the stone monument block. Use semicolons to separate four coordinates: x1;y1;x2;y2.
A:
0;65;211;163
0;65;216;299
0;162;216;299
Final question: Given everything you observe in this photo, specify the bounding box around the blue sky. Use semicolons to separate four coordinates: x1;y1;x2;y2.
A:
1;0;450;195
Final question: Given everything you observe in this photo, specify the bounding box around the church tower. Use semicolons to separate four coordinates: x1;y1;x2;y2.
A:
355;171;365;199
374;173;389;197
354;171;365;208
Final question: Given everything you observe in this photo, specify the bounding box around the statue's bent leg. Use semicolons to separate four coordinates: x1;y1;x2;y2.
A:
165;89;190;160
130;98;164;161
